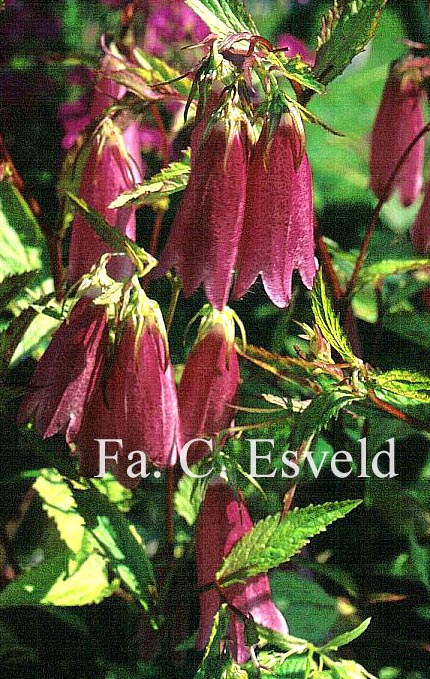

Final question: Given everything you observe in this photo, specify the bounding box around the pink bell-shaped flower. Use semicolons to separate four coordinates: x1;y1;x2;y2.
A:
75;283;179;484
196;479;288;664
369;61;425;207
158;94;248;309
68;47;143;285
234;114;316;307
17;297;108;443
178;306;240;466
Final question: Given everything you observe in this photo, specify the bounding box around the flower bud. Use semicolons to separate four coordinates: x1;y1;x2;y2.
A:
369;62;425;207
178;306;240;465
196;479;288;664
234;114;316;307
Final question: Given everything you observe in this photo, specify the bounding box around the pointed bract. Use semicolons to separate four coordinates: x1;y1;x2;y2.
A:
369;66;424;207
17;298;108;443
196;479;288;663
234;118;316;307
158;113;247;309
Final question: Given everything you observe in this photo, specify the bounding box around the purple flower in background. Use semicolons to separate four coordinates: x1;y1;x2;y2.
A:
196;479;288;663
277;34;315;67
144;2;208;57
369;62;425;207
234;115;316;308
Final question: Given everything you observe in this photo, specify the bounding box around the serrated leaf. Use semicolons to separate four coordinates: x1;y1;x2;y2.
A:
320;617;371;651
67;193;157;276
290;390;360;450
0;271;38;311
311;271;357;364
372;370;430;404
185;0;257;36
110;154;191;209
217;500;361;586
313;0;388;86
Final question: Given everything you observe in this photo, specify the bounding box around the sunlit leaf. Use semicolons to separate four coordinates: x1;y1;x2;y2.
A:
185;0;257;36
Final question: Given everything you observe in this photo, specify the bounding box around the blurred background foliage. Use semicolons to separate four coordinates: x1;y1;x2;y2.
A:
0;1;429;678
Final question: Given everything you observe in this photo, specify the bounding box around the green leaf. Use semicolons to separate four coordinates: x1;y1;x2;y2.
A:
328;659;374;679
372;370;430;404
290;389;360;450
0;306;38;379
320;617;371;651
311;271;357;365
383;311;430;350
174;471;205;527
0;181;47;278
0;271;38;311
33;469;157;612
409;527;430;592
194;605;232;679
217;500;361;586
270;571;339;644
0;540;118;607
356;259;430;290
67;193;157;276
312;0;388;86
132;49;194;100
185;0;257;36
110;153;191;209
252;652;313;678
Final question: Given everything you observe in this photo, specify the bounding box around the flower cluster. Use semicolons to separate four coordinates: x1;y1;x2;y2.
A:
16;20;320;665
158;35;317;309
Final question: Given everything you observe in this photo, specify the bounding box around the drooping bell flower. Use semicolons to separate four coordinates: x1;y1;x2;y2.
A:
68;46;143;285
76;279;179;485
17;297;108;444
178;306;241;466
369;60;425;207
233;112;316;308
158;93;248;309
411;177;430;253
196;479;288;663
